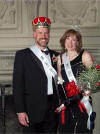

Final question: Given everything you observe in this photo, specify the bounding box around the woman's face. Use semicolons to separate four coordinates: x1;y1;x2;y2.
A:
65;35;78;51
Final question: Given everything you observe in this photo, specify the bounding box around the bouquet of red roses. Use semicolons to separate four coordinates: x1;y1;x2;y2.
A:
77;64;100;92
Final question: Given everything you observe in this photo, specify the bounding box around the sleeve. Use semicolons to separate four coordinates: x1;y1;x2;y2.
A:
63;93;83;106
13;51;25;113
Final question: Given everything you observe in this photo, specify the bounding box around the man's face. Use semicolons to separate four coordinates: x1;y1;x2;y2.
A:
33;27;50;49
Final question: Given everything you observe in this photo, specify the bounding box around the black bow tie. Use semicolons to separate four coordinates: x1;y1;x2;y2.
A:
41;50;49;55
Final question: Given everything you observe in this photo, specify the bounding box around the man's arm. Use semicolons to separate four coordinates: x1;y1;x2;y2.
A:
13;51;25;112
13;51;29;126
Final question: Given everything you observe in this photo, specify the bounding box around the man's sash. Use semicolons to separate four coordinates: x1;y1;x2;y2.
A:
30;45;57;79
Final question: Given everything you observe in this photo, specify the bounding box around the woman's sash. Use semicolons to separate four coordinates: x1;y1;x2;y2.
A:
63;53;76;83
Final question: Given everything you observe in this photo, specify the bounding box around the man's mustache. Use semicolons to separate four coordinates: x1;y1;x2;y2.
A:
40;38;48;40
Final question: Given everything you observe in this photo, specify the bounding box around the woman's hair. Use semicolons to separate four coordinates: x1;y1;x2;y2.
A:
60;29;82;53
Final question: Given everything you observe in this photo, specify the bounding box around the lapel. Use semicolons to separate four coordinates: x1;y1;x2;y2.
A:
28;47;57;74
28;48;45;74
48;48;57;69
49;50;54;66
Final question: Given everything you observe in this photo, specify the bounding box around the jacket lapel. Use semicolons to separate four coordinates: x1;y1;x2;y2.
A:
28;48;45;74
49;49;56;68
28;48;57;74
49;50;53;66
49;48;58;71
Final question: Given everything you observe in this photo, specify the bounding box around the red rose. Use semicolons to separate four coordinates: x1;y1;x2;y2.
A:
52;57;57;62
98;82;100;86
65;81;81;97
52;57;56;60
95;65;100;69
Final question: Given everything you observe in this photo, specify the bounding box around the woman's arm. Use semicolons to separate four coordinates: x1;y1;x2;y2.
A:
57;55;62;78
82;50;94;68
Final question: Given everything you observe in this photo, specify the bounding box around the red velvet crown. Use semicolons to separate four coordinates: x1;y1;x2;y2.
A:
32;17;51;31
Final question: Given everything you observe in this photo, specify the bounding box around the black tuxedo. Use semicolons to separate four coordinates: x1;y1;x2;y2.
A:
13;47;59;132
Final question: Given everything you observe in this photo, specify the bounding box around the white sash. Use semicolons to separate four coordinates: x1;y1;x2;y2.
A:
30;45;57;78
62;52;92;130
81;95;93;130
63;53;76;83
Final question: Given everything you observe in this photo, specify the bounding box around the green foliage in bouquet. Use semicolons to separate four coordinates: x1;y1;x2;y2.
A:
77;64;100;92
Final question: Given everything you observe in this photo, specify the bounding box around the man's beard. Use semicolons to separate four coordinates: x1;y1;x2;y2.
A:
36;38;49;48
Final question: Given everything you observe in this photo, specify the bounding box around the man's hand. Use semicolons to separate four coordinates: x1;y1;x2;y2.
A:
17;112;29;126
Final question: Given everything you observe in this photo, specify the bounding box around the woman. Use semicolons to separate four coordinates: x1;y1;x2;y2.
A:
57;29;94;134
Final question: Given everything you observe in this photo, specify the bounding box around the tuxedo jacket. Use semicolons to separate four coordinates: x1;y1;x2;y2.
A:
13;47;59;123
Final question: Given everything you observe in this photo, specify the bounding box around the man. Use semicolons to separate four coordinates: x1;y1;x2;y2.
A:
13;17;59;133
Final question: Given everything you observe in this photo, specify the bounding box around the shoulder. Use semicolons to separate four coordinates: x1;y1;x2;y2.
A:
15;48;29;57
82;50;94;67
14;48;30;63
82;50;93;59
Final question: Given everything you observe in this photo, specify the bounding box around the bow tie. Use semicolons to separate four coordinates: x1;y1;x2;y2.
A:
41;50;49;55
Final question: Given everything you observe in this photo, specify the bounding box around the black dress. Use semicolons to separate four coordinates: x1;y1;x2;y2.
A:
58;50;92;134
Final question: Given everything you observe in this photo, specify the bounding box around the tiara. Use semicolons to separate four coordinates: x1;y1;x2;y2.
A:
71;25;81;33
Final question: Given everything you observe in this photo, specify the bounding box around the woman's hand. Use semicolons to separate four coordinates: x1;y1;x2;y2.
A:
55;104;65;113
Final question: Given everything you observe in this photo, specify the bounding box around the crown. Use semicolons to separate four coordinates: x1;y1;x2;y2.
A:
32;17;51;31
